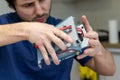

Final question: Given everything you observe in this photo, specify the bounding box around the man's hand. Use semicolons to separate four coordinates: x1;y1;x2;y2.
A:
77;15;103;59
23;22;73;65
76;16;115;76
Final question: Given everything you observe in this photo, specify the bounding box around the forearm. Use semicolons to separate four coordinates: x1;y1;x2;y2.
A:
94;49;115;75
79;15;116;76
86;46;116;75
0;22;28;46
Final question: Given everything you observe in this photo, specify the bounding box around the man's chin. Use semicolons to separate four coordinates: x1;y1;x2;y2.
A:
33;18;47;23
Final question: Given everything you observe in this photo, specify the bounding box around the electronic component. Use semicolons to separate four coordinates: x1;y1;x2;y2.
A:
37;16;89;67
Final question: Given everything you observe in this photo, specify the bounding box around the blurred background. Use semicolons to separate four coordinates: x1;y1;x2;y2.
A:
52;0;120;31
0;0;120;80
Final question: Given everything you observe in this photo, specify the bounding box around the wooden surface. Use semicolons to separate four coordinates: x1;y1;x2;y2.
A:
102;42;120;48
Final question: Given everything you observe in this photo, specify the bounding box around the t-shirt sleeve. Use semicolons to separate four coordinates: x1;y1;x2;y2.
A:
74;56;92;66
46;16;62;26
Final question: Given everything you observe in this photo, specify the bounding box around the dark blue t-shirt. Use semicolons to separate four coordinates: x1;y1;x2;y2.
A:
0;12;91;80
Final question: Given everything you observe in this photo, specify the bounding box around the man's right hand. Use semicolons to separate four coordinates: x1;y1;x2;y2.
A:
23;22;73;65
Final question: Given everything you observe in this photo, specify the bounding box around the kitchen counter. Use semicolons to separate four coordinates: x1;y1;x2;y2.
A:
102;42;120;48
102;42;120;53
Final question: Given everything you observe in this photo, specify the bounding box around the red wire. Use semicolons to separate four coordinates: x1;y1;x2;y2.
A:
59;25;72;30
77;28;84;36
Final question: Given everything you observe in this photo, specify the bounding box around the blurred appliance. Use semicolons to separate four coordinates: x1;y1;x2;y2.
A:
96;29;109;42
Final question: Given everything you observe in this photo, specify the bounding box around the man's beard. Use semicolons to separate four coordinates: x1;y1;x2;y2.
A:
32;8;51;23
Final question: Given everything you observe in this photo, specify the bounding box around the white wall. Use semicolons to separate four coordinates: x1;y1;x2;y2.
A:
0;0;14;15
52;0;120;31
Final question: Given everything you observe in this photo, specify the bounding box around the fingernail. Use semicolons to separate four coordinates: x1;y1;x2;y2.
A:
46;60;50;65
66;43;72;47
55;60;60;65
47;62;50;65
56;62;60;65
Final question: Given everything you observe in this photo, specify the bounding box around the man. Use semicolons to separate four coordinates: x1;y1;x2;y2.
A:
0;0;115;80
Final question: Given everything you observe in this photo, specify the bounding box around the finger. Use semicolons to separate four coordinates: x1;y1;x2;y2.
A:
85;31;99;40
84;48;96;57
77;54;88;59
88;39;100;46
44;40;60;65
48;33;67;51
38;43;50;65
53;28;74;43
81;15;93;32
